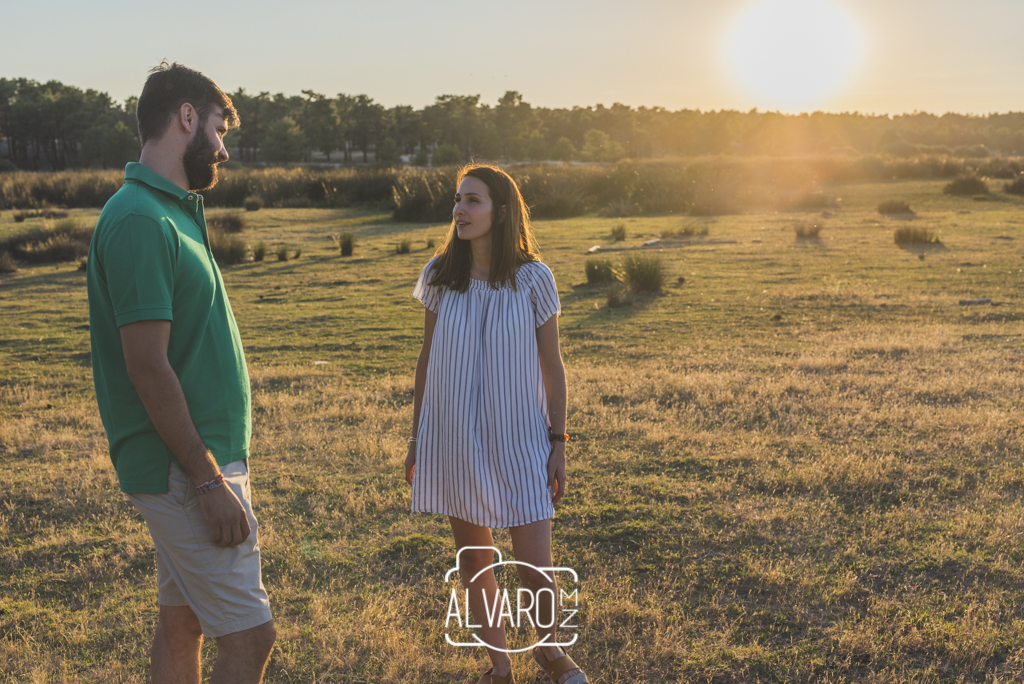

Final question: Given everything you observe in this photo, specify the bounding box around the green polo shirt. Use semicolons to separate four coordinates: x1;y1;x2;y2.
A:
87;162;251;494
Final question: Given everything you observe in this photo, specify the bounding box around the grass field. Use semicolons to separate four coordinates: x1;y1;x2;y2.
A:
2;179;1024;683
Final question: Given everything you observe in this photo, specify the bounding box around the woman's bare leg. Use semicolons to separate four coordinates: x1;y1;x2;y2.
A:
509;518;564;663
449;516;512;678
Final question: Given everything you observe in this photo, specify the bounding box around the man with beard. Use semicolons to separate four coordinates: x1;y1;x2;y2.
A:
86;62;276;683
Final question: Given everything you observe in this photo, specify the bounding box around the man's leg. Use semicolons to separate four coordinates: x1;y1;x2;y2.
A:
152;604;203;684
211;619;277;684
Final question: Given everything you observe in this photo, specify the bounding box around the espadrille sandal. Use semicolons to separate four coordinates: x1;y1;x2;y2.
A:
476;667;515;684
533;647;589;684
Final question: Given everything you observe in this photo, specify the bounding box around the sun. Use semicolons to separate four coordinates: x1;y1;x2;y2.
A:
725;0;864;111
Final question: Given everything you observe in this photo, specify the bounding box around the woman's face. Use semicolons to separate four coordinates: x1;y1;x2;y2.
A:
453;176;494;241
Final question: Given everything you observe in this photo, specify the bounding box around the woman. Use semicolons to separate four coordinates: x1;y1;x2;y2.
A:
405;164;588;684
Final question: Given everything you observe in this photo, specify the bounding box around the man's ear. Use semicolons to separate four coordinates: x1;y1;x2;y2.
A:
178;103;197;135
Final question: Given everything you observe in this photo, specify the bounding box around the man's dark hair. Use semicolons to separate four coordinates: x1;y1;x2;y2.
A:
136;62;239;144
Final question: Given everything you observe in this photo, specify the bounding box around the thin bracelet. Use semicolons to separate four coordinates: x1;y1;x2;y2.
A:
196;473;224;495
407;436;417;443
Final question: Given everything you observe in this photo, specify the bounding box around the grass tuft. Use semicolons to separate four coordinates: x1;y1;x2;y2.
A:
208;231;248;265
0;251;17;273
894;226;941;245
621;253;665;293
243;196;264;212
396;239;412;254
584;258;616;284
206;212;246;233
253;242;267;262
0;218;93;263
334;232;355;256
276;245;289;262
877;200;914;215
611;223;627;242
794;222;823;239
943;175;988;196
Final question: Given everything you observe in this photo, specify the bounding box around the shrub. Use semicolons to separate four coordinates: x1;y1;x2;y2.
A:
293;248;302;259
206;212;245;233
943;175;988;195
243;196;264;211
334;232;355;256
208;231;248;265
396;239;411;254
878;200;913;215
426;237;436;250
794;222;823;239
611;224;627;242
276;245;289;262
13;212;25;222
412;148;429;167
253;242;267;262
1005;174;1024;195
606;282;634;307
585;258;616;284
1;218;93;263
77;256;88;271
432;144;463;166
392;168;456;222
0;251;17;274
894;226;941;245
622;253;664;293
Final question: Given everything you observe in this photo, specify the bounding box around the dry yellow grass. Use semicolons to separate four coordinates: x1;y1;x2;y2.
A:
2;180;1024;682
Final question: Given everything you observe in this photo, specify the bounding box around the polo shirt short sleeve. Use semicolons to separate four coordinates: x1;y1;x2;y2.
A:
88;163;252;494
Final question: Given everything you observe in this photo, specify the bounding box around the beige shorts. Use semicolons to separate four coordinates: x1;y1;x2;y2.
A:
127;459;272;638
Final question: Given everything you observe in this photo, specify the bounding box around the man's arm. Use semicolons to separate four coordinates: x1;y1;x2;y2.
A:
120;319;250;547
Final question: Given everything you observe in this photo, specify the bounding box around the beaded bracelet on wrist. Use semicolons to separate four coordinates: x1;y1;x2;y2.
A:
548;432;569;443
196;473;225;495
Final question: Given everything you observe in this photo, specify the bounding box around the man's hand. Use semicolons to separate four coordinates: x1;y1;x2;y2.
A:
198;484;251;547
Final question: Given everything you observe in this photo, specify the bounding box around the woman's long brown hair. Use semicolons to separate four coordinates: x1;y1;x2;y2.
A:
428;164;540;292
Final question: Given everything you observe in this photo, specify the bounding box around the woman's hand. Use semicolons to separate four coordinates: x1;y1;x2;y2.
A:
546;442;566;504
404;442;416;485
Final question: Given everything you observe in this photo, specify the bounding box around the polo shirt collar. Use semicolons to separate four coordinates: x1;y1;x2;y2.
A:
124;162;202;205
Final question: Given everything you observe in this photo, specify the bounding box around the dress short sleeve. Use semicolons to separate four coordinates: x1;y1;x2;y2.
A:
413;257;442;313
528;262;561;327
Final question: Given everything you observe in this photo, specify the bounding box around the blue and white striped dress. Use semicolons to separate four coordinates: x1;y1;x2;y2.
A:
411;258;561;528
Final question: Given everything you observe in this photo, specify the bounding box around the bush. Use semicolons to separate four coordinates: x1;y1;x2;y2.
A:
412;148;430;167
426;237;436;250
243;196;264;211
432;144;463;166
252;242;267;262
611;224;627;242
606;282;634;307
293;248;301;259
206;212;245;233
276;245;289;262
943;175;988;195
878;200;913;215
622;253;665;293
585;258;616;284
1;218;93;263
894;227;941;245
392;168;456;222
77;256;88;271
1005;175;1024;195
208;231;248;265
794;222;823;239
396;239;411;254
334;232;354;256
0;251;17;274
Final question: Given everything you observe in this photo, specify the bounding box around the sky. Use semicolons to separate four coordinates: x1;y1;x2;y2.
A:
3;0;1024;116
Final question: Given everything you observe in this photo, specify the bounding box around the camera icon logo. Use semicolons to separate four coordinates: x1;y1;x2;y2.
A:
443;546;580;652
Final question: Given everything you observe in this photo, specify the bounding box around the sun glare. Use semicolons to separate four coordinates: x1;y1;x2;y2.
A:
725;0;863;111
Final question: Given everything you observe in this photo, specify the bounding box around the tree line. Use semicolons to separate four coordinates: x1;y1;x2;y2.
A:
4;76;1024;171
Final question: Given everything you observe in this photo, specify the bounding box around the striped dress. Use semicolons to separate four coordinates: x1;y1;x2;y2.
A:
411;258;561;528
